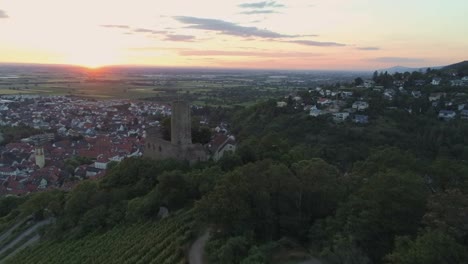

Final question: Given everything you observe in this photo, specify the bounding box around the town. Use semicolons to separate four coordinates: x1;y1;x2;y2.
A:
0;95;236;196
0;62;467;196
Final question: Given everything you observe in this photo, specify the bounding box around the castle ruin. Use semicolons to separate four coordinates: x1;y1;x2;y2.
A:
144;101;207;163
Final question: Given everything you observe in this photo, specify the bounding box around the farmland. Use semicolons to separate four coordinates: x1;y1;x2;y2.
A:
0;64;363;106
5;210;195;264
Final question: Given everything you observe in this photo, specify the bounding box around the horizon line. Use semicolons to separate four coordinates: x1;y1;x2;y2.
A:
0;61;461;73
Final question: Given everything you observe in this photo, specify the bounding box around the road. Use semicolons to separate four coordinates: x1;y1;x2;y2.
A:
188;230;210;264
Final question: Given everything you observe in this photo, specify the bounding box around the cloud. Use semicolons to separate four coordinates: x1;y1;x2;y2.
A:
100;24;130;29
164;34;196;42
133;28;167;34
174;16;296;38
289;40;346;47
357;46;380;51
240;10;278;15
179;50;322;58
0;10;8;19
239;1;285;9
372;57;425;63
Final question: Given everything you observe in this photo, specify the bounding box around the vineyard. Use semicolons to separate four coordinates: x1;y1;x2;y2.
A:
5;210;195;264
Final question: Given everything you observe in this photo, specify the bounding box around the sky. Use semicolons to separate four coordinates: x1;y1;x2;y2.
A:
0;0;467;70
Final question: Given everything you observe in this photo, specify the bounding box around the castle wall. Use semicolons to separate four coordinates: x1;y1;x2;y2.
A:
144;100;207;164
144;137;207;164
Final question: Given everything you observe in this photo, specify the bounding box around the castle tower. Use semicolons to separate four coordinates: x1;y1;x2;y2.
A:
171;101;192;145
35;147;45;168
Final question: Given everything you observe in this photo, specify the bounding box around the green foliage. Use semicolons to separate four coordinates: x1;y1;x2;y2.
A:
206;235;253;264
156;170;191;209
6;210;194;264
0;196;26;218
64;156;93;175
386;230;468;264
19;190;65;219
197;159;343;240
100;157;187;198
423;189;468;243
310;149;430;263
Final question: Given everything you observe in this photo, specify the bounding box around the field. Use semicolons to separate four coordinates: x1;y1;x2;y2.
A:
5;210;195;264
0;78;285;107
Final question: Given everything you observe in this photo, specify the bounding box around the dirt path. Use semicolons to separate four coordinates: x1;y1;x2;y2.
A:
188;230;210;264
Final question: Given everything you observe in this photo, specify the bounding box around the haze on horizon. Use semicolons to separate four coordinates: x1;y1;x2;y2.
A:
0;0;467;70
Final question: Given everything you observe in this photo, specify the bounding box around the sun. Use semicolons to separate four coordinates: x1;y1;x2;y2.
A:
64;47;121;69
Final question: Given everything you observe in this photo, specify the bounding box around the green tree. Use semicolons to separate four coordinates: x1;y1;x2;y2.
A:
354;77;364;86
423;189;468;242
386;231;468;264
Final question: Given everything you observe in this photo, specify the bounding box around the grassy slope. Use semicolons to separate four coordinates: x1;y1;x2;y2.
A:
5;210;194;264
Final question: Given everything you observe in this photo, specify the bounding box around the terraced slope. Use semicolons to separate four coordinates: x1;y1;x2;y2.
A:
5;210;194;264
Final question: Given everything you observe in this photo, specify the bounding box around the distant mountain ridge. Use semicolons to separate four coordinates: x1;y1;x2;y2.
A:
378;65;444;74
442;61;468;75
377;60;468;74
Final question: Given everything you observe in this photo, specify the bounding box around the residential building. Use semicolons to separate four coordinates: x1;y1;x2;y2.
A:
352;101;369;111
438;110;456;120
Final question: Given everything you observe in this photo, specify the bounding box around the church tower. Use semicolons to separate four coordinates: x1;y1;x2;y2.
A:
35;147;45;168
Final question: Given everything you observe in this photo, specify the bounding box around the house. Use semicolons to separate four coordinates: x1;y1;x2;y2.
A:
341;91;353;98
384;89;395;101
317;98;331;106
438;110;456;120
209;135;236;161
451;80;464;87
86;167;103;178
354;115;369;124
411;91;422;98
38;178;48;189
431;78;441;85
364;80;375;88
94;155;109;170
429;93;444;102
310;108;324;117
461;110;468;120
352;101;369;111
277;101;287;108
415;80;426;86
333;112;349;122
393;80;405;87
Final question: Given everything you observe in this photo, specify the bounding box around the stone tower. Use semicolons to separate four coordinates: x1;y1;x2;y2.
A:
35;147;45;168
171;101;192;145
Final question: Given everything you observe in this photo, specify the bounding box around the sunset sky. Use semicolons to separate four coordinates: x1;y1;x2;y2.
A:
1;0;467;70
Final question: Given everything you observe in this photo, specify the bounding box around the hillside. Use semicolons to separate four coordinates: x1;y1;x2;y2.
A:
442;60;468;75
4;210;194;264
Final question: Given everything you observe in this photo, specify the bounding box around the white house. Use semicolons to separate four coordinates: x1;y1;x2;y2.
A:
209;135;236;161
277;101;287;108
352;101;369;111
431;78;441;85
310;107;324;117
438;110;456;120
411;91;422;98
333;112;350;122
